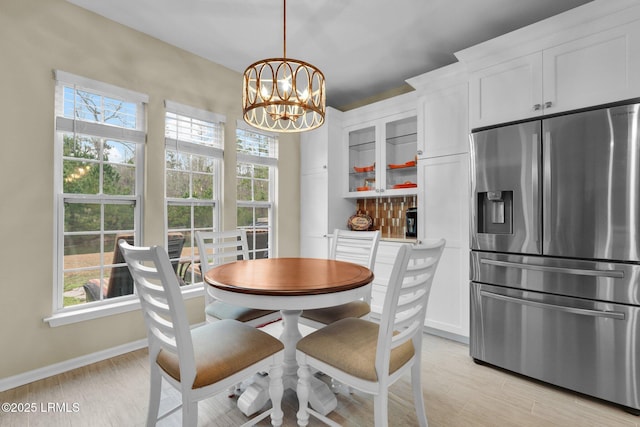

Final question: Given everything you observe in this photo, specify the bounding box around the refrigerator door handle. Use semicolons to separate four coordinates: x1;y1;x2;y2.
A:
479;290;626;320
543;130;552;252
532;132;540;249
479;258;625;278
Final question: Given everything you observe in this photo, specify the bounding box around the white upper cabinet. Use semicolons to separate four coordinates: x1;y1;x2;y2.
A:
408;62;469;158
542;23;640;115
421;82;469;158
300;124;329;175
469;53;543;127
342;93;418;198
460;1;640;129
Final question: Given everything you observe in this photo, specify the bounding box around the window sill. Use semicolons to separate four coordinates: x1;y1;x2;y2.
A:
44;285;204;327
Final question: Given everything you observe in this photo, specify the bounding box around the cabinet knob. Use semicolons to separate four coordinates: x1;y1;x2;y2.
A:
544;101;553;108
533;104;542;111
323;165;327;169
417;150;423;155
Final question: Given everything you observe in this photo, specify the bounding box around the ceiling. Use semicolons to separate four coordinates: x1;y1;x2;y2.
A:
66;0;593;110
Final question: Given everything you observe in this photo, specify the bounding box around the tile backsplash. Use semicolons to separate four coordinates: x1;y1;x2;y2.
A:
355;196;417;239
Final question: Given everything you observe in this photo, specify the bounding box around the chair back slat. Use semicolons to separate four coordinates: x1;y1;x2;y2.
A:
196;230;251;306
330;229;380;270
196;230;250;274
375;239;445;379
119;240;197;387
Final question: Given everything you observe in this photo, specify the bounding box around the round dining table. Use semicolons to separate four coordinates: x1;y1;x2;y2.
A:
204;257;374;417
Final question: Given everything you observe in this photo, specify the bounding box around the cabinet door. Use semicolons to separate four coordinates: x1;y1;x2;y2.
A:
300;125;328;175
420;82;469;158
383;114;418;193
543;22;640;114
418;154;470;338
469;53;543;129
300;172;329;258
346;123;377;196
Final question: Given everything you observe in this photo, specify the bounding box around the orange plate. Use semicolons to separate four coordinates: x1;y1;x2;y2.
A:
353;165;374;173
393;182;417;189
388;160;416;169
356;186;371;191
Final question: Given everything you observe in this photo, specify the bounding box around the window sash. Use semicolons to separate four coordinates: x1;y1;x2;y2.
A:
53;72;146;312
164;103;223;286
235;125;276;259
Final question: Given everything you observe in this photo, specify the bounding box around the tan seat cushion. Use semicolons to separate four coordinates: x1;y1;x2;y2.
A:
156;319;284;389
301;301;371;325
206;301;278;323
296;317;414;382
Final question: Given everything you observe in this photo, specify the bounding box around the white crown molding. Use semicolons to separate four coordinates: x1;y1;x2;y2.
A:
341;91;417;128
406;62;469;94
455;0;640;72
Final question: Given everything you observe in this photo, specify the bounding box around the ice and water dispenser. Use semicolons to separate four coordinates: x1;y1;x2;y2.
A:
477;190;513;234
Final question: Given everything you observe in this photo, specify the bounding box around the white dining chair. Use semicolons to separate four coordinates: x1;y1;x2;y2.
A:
299;228;380;329
295;239;446;427
196;230;281;327
119;240;285;427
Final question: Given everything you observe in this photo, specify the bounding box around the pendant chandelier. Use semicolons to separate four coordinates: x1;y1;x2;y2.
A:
242;0;325;133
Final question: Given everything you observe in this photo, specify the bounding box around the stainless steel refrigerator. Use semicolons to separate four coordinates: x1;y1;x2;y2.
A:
470;101;640;413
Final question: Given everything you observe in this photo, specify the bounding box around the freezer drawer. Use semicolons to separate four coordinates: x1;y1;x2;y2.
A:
471;251;640;306
471;282;640;411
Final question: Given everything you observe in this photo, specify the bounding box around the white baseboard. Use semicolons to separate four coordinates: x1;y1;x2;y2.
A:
0;338;148;393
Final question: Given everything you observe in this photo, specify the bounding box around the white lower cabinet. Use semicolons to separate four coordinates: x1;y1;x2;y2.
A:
365;168;471;342
369;241;405;316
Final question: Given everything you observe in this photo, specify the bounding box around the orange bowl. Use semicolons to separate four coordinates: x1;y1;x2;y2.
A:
356;186;371;191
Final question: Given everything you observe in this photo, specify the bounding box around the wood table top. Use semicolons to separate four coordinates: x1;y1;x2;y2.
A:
204;257;374;296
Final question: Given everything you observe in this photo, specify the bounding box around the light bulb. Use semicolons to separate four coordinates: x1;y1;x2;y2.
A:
260;85;271;100
279;78;291;94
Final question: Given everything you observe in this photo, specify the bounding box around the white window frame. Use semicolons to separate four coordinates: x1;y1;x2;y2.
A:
165;101;225;287
47;71;148;327
236;121;277;259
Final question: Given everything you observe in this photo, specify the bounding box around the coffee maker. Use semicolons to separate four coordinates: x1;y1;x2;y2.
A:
406;207;417;237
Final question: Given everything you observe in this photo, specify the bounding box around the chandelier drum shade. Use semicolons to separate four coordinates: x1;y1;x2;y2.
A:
242;0;326;133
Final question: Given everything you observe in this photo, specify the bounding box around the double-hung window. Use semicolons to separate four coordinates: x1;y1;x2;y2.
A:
236;122;278;259
165;101;224;285
53;71;147;311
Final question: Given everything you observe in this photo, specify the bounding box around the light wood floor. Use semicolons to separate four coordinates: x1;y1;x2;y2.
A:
1;332;638;427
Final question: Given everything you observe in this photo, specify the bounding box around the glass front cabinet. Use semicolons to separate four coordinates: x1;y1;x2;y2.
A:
345;112;418;198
